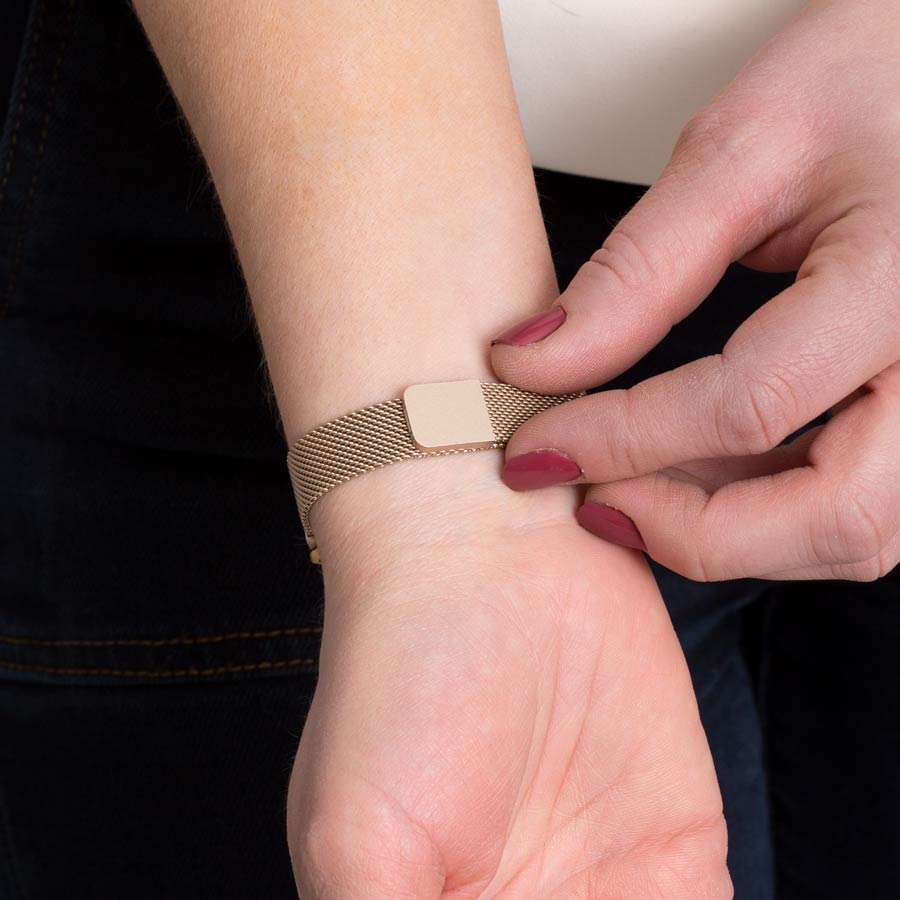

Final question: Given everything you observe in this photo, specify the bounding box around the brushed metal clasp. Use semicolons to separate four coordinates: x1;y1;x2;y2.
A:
402;380;495;452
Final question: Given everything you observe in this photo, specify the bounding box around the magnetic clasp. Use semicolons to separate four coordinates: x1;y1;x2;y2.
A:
402;380;495;452
306;533;322;566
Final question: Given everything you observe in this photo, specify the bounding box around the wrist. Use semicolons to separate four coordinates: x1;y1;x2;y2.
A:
291;379;585;568
309;449;500;547
308;447;579;576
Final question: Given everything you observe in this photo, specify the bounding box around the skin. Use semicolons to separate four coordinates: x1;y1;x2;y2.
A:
492;0;900;583
131;2;731;896
293;453;729;898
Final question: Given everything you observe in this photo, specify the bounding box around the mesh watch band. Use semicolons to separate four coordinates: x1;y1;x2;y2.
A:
286;380;584;564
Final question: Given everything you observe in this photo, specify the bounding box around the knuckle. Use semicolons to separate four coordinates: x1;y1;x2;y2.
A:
847;205;900;298
826;554;890;583
654;531;710;583
672;88;813;176
850;556;891;583
815;482;890;567
801;205;900;304
588;387;650;479
668;95;813;221
836;492;889;564
585;226;658;294
671;105;762;176
714;371;795;456
681;551;715;583
678;510;718;583
609;385;648;477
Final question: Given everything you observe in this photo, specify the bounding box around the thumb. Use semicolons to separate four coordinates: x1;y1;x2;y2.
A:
491;111;785;394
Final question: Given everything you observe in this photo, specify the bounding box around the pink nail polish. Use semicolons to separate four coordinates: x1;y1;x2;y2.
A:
490;307;566;347
576;502;646;551
502;448;582;490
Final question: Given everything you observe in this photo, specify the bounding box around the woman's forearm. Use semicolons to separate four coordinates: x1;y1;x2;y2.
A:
131;0;557;443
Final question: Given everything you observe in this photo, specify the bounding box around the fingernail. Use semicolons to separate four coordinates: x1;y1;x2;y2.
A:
502;448;582;490
576;502;646;551
490;307;566;347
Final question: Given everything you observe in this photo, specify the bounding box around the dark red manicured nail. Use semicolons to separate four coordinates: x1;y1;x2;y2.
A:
490;307;566;347
502;448;582;490
576;502;646;551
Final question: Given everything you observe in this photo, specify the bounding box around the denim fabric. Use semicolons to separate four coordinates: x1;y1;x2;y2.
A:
0;2;320;897
1;2;898;899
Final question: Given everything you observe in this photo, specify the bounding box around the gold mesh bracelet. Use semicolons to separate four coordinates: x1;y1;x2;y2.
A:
286;380;585;564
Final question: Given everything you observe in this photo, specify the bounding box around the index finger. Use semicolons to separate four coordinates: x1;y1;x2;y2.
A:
505;207;900;483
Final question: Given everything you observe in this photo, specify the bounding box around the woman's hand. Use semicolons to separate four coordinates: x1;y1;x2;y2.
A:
287;454;730;899
490;0;900;583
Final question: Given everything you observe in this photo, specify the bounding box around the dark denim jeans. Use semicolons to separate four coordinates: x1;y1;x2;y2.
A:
1;3;898;899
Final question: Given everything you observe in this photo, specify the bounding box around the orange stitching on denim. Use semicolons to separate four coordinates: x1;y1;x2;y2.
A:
0;0;45;213
0;626;323;648
0;657;318;678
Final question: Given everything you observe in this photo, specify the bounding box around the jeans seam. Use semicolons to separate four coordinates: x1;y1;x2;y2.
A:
0;626;323;648
0;656;318;679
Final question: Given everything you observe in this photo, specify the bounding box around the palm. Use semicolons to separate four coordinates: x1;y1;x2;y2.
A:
287;472;730;899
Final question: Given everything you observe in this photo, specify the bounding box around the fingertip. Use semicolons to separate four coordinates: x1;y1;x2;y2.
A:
575;501;647;551
489;305;566;347
501;447;583;491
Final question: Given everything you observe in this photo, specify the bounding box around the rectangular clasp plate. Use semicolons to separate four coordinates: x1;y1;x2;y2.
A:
402;380;495;452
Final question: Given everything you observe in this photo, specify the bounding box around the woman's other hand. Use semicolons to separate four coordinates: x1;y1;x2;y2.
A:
491;0;900;582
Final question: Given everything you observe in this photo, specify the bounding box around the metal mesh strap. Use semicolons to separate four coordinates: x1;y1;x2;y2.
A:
480;382;582;437
286;382;584;557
